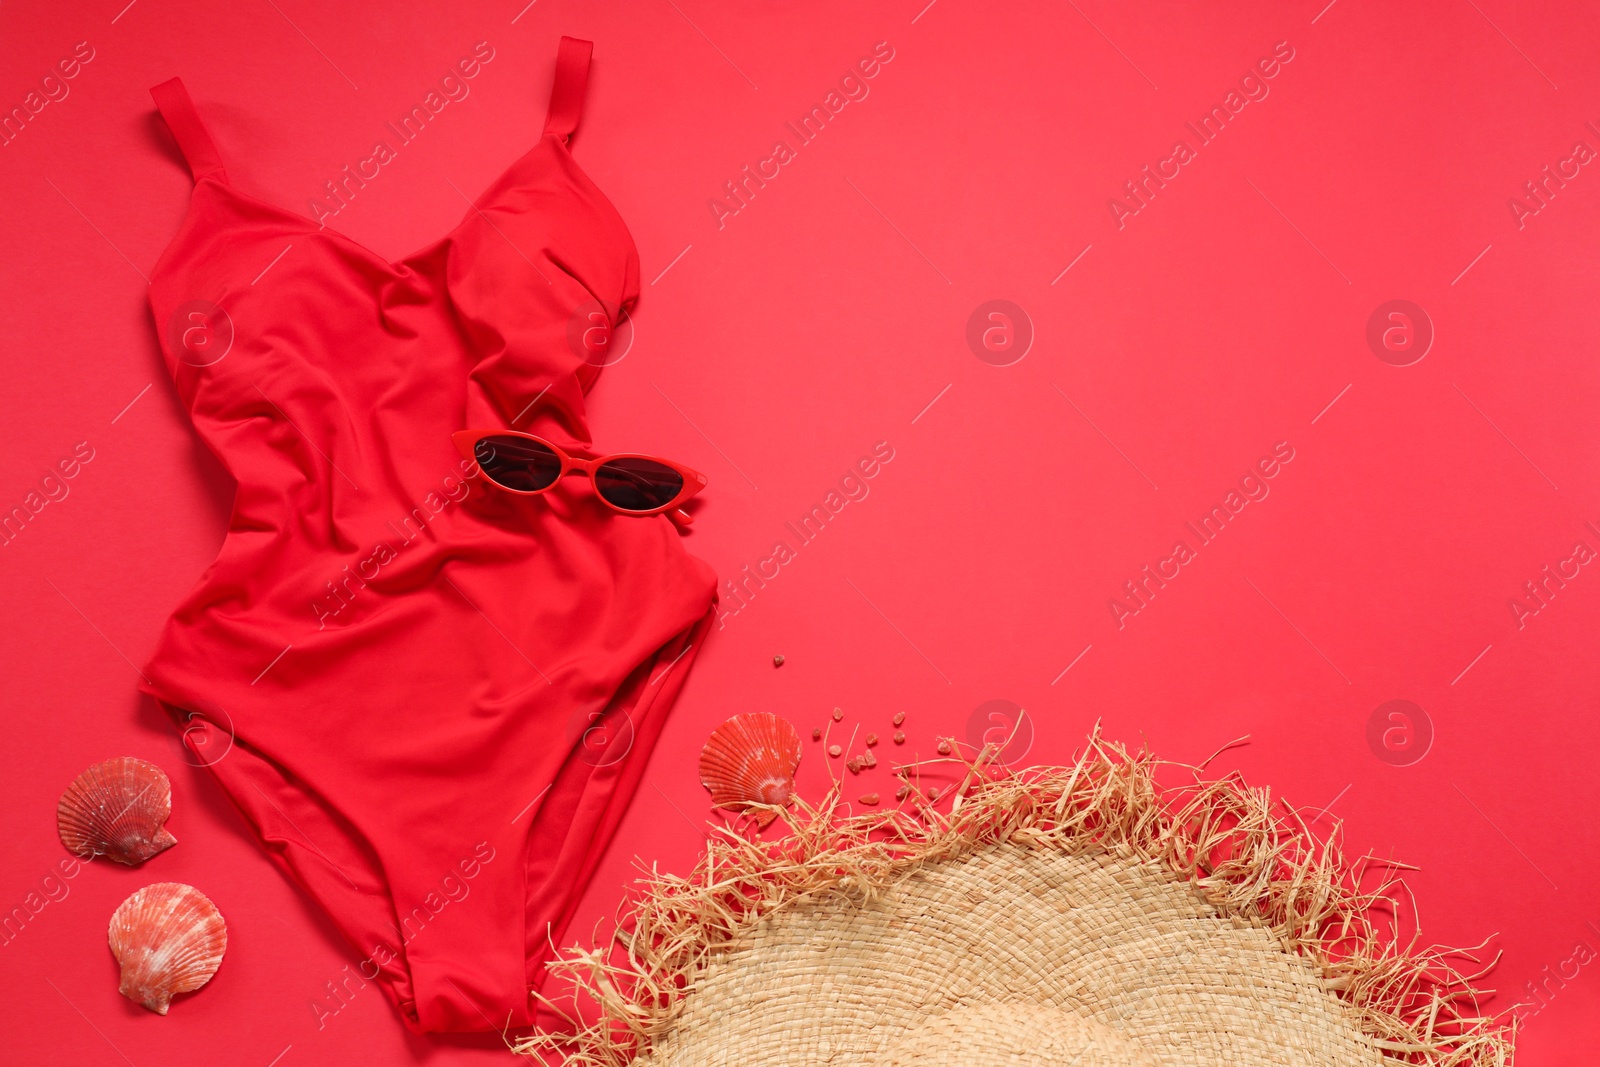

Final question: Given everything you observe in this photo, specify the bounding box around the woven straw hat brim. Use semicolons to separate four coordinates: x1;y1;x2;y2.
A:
872;1001;1159;1067
519;730;1512;1067
660;842;1391;1066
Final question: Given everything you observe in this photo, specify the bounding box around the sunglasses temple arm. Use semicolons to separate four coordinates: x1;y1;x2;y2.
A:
667;507;694;528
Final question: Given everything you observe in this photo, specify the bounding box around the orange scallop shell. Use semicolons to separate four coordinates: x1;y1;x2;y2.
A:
108;883;227;1014
57;757;177;866
697;713;802;826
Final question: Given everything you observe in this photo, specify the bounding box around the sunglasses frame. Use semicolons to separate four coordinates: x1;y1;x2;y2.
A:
452;429;707;527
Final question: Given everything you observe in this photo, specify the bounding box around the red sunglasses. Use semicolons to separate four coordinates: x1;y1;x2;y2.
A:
452;430;706;528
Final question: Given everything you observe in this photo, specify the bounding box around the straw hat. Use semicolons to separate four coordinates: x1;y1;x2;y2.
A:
522;732;1511;1067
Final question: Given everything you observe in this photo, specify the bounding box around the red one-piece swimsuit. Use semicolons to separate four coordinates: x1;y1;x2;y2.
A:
141;37;717;1033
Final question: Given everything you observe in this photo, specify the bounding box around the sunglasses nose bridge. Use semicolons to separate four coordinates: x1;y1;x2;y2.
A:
563;464;604;502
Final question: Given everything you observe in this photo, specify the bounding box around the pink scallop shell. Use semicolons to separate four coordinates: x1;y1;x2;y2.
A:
698;713;802;826
108;883;227;1014
57;757;177;866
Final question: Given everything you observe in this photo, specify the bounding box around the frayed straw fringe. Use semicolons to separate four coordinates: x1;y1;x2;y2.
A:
515;727;1514;1067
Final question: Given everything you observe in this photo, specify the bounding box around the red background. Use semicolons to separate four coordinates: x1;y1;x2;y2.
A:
2;0;1597;1063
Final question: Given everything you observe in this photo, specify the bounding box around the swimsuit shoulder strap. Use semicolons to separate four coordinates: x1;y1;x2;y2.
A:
542;36;593;143
150;77;228;183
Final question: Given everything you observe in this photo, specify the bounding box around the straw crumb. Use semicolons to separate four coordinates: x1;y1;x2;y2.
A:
515;728;1513;1067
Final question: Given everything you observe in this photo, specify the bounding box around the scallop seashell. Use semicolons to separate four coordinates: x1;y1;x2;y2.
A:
108;883;227;1014
698;713;802;827
58;757;177;866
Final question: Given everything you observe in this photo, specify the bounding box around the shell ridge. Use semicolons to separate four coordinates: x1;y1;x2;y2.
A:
58;757;178;866
108;882;227;1014
697;713;803;826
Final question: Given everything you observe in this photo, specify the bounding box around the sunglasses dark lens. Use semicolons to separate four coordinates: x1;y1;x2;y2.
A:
594;458;684;512
473;435;562;492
